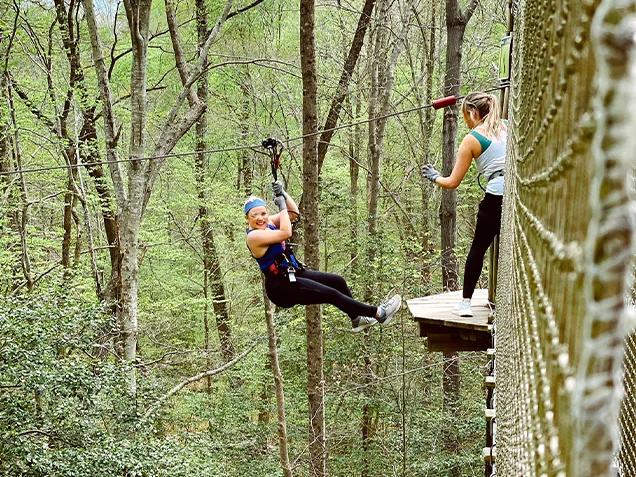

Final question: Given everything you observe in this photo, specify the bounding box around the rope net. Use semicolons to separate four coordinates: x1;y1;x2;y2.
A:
495;0;636;475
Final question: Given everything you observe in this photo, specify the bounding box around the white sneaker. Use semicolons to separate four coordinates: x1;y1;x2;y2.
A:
377;294;402;326
452;299;473;317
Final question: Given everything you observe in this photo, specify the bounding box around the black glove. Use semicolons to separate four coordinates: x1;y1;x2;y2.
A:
273;194;287;211
272;180;289;198
422;164;440;183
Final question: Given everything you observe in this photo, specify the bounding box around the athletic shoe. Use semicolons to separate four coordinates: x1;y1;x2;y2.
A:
351;316;378;332
377;294;402;326
452;299;473;317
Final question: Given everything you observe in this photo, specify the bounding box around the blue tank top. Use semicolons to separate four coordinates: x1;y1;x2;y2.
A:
247;224;288;271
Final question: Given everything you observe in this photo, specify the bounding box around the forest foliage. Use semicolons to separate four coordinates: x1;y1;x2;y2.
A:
0;0;507;475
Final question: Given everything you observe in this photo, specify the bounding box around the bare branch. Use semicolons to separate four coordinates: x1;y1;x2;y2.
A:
226;0;266;20
462;0;479;24
144;341;259;418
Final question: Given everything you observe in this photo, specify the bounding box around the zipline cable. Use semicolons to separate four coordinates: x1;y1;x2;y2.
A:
0;83;508;176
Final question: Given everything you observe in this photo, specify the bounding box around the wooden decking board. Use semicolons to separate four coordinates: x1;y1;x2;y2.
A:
407;289;492;333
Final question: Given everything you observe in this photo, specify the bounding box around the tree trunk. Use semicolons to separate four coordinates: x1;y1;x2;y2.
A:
239;80;253;197
118;0;153;390
349;93;361;273
300;0;325;473
195;0;235;364
79;115;121;303
6;81;33;292
316;0;375;175
442;350;461;477
262;278;293;477
440;0;477;292
440;3;477;476
418;0;438;254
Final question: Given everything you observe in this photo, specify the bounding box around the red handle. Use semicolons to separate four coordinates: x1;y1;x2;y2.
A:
432;95;457;110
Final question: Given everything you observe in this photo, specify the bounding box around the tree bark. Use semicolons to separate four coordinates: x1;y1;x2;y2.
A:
300;0;325;473
440;3;477;476
193;0;235;364
6;80;33;292
365;0;415;301
262;278;293;477
442;350;461;476
416;0;438;254
349;93;361;273
238;80;253;196
440;0;477;292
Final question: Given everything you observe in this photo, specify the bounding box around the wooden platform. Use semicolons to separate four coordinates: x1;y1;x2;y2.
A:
407;289;493;352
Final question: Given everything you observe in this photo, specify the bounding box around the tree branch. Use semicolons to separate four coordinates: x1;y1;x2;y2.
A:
317;0;375;174
144;341;258;418
226;0;266;20
462;0;479;24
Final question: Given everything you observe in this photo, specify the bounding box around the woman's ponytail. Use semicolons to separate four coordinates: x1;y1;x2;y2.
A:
462;92;505;139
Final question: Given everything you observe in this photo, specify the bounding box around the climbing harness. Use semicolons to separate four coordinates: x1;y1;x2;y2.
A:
265;248;306;283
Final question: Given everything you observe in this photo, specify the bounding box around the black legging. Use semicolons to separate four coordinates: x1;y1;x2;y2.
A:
463;193;503;299
264;269;378;321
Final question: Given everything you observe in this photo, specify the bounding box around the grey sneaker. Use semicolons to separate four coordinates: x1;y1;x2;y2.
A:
351;316;378;332
452;299;473;317
377;294;402;326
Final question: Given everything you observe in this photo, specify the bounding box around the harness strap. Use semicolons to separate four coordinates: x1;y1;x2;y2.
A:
487;169;505;182
265;248;305;277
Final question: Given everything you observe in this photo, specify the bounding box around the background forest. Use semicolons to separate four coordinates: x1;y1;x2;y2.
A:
0;0;507;475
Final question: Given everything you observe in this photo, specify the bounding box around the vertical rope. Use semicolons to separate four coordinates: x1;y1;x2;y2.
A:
572;3;636;476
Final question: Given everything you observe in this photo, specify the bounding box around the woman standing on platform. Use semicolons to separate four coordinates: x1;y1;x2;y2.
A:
245;181;401;331
421;92;507;317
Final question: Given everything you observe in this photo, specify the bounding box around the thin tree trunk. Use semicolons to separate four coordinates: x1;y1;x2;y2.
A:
239;81;253;196
417;0;438;253
440;3;478;476
73;158;103;299
300;0;325;473
7;82;32;292
79;115;121;303
349;93;361;273
316;0;376;175
195;0;235;364
119;0;153;391
361;1;415;470
442;350;461;476
262;278;293;477
440;0;477;291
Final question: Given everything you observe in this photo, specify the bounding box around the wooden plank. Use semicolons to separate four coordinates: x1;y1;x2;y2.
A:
407;289;493;333
482;447;496;463
427;332;491;352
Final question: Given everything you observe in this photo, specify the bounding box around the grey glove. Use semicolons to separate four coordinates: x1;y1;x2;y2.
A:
273;194;287;211
272;180;289;198
422;164;440;183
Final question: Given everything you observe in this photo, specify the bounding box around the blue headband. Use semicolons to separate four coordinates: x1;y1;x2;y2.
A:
244;198;267;215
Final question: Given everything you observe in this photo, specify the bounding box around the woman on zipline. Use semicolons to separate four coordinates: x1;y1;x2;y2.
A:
422;91;507;317
245;181;401;332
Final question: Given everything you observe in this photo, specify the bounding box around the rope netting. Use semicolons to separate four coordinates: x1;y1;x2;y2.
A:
495;0;636;475
619;332;636;476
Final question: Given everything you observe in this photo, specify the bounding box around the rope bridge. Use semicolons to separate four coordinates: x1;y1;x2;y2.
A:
495;0;636;475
